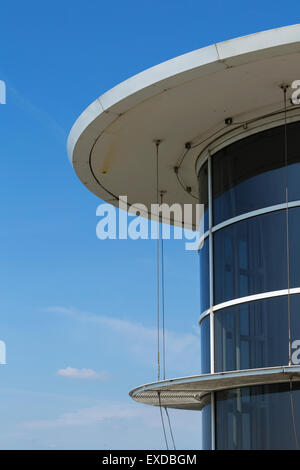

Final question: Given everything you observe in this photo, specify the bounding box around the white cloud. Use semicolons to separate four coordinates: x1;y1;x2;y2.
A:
18;401;203;449
22;402;150;430
56;367;109;381
9;397;203;449
44;306;200;376
20;401;201;439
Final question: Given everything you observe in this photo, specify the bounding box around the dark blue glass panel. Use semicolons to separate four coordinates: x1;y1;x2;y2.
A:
289;207;300;289
199;239;209;312
212;121;300;225
198;160;209;232
290;295;300;363
201;399;211;450
214;296;289;372
214;210;287;304
200;315;210;374
216;383;300;449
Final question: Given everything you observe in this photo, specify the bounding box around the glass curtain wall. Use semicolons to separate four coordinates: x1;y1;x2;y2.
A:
199;120;300;449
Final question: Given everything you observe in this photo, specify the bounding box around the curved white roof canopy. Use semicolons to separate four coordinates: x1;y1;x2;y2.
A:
129;366;300;410
67;24;300;225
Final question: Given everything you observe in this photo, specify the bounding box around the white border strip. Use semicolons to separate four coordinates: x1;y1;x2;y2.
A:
212;200;300;233
199;287;300;325
201;200;300;243
214;287;300;311
199;308;210;324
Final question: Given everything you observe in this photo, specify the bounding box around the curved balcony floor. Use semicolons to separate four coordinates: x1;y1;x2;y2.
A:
129;365;300;410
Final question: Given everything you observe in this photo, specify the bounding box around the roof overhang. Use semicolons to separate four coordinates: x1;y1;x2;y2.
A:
67;24;300;224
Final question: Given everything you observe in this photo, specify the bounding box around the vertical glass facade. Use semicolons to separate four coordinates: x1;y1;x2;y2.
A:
201;397;212;450
199;121;300;450
212;121;300;225
214;296;289;372
200;315;210;374
214;211;287;304
216;383;300;449
199;240;209;312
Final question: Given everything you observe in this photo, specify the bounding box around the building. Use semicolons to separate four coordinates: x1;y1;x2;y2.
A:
67;24;300;449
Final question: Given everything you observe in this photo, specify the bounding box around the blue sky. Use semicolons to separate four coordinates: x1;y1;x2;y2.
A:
0;0;298;450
